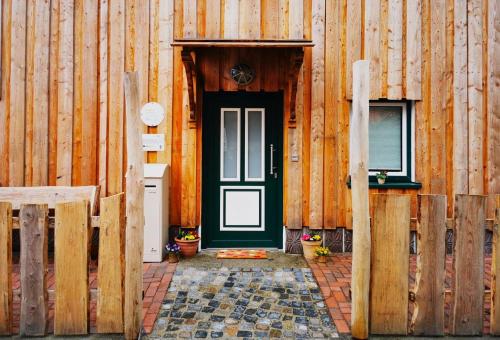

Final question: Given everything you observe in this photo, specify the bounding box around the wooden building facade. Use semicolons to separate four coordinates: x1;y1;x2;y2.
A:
0;0;498;249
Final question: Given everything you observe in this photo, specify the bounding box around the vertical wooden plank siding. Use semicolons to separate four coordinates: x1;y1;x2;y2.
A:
261;0;279;39
406;0;422;99
54;200;90;335
0;0;11;187
302;0;311;227
222;0;239;38
9;0;27;186
278;0;289;39
98;0;109;196
364;0;381;99
19;204;49;336
56;0;74;186
467;0;484;195
308;0;325;229
97;193;125;333
239;0;260;39
288;0;304;39
411;195;446;336
452;194;486;335
387;0;402;99
487;0;500;216
0;202;12;335
205;0;220;38
346;0;361;99
370;194;410;335
48;0;59;186
491;195;500;335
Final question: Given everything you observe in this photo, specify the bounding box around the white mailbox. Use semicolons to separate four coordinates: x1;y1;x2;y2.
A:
143;163;169;262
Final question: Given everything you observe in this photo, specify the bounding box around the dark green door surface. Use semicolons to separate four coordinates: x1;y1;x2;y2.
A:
202;92;283;248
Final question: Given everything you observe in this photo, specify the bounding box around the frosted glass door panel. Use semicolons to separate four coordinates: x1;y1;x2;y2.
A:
245;109;265;181
369;106;402;170
220;109;240;180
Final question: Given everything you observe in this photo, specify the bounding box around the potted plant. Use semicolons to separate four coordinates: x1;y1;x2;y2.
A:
315;246;330;263
300;232;322;260
165;242;180;263
376;170;388;184
175;229;200;258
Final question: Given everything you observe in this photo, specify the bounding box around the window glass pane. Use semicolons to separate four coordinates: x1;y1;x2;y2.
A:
247;110;263;179
222;110;239;179
369;106;402;170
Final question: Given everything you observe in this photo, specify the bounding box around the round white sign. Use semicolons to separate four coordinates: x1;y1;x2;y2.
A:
140;102;165;127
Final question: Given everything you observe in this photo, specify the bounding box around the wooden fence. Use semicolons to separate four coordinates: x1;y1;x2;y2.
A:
0;189;126;336
356;193;500;337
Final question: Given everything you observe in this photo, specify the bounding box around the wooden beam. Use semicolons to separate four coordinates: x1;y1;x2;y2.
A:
19;204;49;337
0;203;12;335
123;72;145;340
350;60;370;339
171;39;314;47
181;49;196;122
288;48;304;124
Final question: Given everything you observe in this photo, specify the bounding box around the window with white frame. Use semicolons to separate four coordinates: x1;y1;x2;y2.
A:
368;101;412;179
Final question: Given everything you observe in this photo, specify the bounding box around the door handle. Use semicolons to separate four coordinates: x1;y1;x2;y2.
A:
269;144;277;177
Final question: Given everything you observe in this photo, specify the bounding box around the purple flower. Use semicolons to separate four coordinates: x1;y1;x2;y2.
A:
166;242;180;253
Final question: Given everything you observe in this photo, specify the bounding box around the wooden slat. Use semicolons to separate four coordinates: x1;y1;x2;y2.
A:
123;72;145;340
205;0;220;38
370;194;410;335
9;0;27;186
452;194;486;335
288;0;303;39
98;0;108;196
223;0;239;39
19;204;49;336
54;200;90;335
387;0;402;99
380;0;388;98
308;0;325;229
48;0;59;186
346;0;361;99
467;0;483;195
56;0;74;186
350;60;370;340
261;0;279;39
278;0;289;39
97;193;125;333
183;0;197;38
364;0;381;99
0;202;12;335
107;0;125;195
406;0;422;99
410;195;446;336
0;186;100;216
238;0;260;39
0;0;11;187
301;0;311;227
491;196;500;335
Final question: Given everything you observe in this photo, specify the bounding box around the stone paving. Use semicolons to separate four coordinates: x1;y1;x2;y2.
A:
145;258;340;339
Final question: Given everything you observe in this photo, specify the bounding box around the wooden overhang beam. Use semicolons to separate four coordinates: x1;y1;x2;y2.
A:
288;48;304;126
181;48;197;123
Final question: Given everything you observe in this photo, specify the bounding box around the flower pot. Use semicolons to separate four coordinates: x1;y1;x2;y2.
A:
317;256;327;264
175;238;199;258
377;178;386;184
168;253;179;263
301;240;322;260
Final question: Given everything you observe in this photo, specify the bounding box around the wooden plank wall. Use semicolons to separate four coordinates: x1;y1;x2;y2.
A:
0;0;498;229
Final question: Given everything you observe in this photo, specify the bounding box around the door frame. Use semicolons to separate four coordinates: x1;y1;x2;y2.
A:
201;91;284;249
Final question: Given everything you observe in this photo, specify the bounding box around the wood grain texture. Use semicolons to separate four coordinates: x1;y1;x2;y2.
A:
452;194;486;335
123;72;145;340
222;0;239;38
47;0;59;186
491;196;500;335
406;0;422;99
370;194;410;335
205;0;220;38
387;0;402;99
97;193;125;333
98;0;108;196
288;0;303;39
261;0;279;39
54;200;90;335
364;0;381;99
308;0;325;229
0;202;12;335
19;204;48;336
346;0;361;99
350;60;370;340
410;195;446;336
239;0;260;39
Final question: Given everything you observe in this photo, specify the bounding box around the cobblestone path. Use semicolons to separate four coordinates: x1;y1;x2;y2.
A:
145;266;339;339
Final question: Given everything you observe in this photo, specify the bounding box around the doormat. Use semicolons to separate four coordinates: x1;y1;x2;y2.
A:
216;249;267;259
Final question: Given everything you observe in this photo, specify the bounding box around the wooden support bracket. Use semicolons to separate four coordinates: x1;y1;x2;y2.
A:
181;49;197;123
288;48;304;125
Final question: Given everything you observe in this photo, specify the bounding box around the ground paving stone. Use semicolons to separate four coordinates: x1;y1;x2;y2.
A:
145;264;339;339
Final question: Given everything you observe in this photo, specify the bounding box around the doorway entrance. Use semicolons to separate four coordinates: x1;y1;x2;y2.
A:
201;92;283;248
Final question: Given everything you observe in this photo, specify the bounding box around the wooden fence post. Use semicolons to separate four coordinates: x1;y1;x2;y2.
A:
452;194;486;335
124;71;145;340
490;195;500;335
97;193;125;333
370;193;410;335
350;59;370;339
0;202;12;335
20;204;49;336
410;195;446;335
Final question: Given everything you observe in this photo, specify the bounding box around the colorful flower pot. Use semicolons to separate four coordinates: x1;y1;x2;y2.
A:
175;238;199;258
301;240;322;260
317;256;327;264
377;178;385;184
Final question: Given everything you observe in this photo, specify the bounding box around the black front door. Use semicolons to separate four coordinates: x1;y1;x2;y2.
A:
202;92;283;248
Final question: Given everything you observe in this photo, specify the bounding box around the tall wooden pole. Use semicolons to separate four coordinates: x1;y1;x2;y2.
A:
350;60;370;339
124;72;145;340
